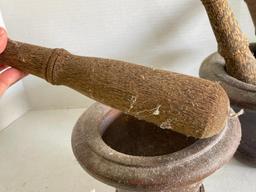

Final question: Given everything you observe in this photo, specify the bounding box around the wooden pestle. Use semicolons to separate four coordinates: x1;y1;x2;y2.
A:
0;39;229;138
201;0;256;85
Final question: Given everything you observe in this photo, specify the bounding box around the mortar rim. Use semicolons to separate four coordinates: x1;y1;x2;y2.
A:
71;102;240;190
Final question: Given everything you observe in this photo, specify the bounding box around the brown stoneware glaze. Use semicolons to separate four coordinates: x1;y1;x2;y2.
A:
200;44;256;165
72;103;241;192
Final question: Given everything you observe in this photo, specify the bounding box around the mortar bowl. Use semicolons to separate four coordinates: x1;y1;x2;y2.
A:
200;45;256;166
72;103;241;192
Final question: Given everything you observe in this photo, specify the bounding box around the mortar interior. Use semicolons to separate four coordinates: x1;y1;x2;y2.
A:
250;43;256;57
102;113;197;157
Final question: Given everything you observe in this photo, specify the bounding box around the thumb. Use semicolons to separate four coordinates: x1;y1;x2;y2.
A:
0;27;7;54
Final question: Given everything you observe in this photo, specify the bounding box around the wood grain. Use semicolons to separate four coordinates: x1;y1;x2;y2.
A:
0;39;229;138
201;0;256;85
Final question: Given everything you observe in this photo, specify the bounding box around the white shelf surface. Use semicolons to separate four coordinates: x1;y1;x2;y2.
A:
0;108;255;192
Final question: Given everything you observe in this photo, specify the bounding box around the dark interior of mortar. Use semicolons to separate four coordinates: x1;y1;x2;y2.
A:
102;114;197;156
250;43;256;57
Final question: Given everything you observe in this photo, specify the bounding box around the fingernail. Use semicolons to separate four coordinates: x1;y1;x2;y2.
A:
0;27;7;54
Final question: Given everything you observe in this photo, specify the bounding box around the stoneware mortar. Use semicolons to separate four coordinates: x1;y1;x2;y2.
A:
200;44;256;166
72;103;241;192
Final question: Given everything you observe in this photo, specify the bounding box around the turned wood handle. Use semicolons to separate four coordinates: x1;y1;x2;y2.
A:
0;39;229;138
201;0;256;85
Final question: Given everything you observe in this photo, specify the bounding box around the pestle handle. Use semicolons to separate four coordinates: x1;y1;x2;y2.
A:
201;0;256;85
0;39;229;138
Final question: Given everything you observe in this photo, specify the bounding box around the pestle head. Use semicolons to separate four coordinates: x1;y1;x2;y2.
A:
0;39;230;138
123;73;230;139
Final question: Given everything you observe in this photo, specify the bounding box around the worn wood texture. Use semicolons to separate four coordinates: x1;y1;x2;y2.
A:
200;44;256;165
201;0;256;85
72;103;241;192
244;0;256;34
0;39;230;138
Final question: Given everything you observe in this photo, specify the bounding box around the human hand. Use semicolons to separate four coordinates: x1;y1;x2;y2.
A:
0;27;26;96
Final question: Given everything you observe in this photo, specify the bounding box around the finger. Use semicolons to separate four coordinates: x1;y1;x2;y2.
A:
0;64;9;72
0;68;26;95
0;27;8;54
